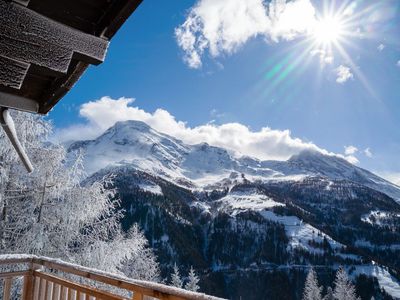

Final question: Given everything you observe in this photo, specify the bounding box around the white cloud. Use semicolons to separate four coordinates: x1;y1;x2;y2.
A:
56;96;359;164
345;155;359;165
335;65;353;83
377;43;385;51
175;0;317;68
397;60;400;67
343;145;359;164
378;172;400;186
310;49;334;65
323;55;334;65
344;145;358;155
364;147;373;158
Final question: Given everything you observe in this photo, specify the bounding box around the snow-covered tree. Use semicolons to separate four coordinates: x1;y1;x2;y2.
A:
114;225;160;282
170;263;183;288
303;268;322;300
0;111;160;281
0;111;50;248
185;266;200;292
323;287;334;300
333;267;360;300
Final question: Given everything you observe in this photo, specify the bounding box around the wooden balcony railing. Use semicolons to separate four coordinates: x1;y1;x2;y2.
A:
0;255;224;300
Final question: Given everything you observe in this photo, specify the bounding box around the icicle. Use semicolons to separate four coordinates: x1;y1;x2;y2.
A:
0;107;33;172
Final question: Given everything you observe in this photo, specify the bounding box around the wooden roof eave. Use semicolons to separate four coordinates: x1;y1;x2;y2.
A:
0;0;143;114
0;0;143;172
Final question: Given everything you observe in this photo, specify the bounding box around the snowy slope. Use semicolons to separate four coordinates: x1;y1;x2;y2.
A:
214;189;342;254
284;150;400;201
69;120;400;201
74;122;400;299
353;264;400;299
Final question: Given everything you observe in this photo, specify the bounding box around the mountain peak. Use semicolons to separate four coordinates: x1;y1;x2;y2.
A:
112;120;152;131
68;122;400;201
289;149;335;161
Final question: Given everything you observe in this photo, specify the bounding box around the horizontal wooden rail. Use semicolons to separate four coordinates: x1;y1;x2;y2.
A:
0;270;29;279
0;255;225;300
34;271;126;300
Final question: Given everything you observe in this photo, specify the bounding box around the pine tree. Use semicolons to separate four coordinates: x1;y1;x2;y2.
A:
170;263;183;288
184;266;200;292
323;287;334;300
333;267;360;300
303;268;322;300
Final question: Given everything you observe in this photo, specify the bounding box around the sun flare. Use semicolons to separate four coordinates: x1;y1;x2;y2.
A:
312;16;344;45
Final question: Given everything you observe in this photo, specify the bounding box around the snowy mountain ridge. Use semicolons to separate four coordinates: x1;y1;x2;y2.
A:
75;120;400;299
68;120;400;201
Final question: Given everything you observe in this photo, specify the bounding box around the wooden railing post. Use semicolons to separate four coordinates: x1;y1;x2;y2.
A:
22;272;34;300
22;262;35;300
3;277;12;300
132;292;144;300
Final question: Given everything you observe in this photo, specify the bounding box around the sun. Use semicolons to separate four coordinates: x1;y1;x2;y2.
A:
312;15;344;46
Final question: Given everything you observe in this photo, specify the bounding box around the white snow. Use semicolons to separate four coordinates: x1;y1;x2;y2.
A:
69;120;400;203
216;191;284;213
260;211;343;253
138;184;163;195
212;191;346;255
353;264;400;299
361;210;400;226
191;201;212;214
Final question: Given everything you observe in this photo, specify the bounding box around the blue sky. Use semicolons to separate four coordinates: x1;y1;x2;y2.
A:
50;0;400;183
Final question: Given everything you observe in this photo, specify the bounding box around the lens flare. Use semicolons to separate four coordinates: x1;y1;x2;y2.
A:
312;16;344;45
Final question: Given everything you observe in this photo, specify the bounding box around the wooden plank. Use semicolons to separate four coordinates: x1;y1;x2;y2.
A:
0;91;39;113
14;0;30;7
132;292;143;300
34;271;125;300
53;284;61;300
44;279;50;300
33;276;40;300
0;1;109;75
0;270;30;278
0;55;30;89
32;259;187;300
39;278;47;300
0;256;220;300
27;0;104;35
3;277;12;300
0;257;33;265
48;281;55;300
38;61;88;114
67;287;71;300
23;273;35;300
61;286;68;300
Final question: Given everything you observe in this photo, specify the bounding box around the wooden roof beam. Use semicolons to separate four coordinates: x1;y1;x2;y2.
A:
0;1;109;88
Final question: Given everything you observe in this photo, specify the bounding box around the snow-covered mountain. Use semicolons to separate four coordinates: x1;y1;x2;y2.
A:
72;120;400;299
69;120;400;201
